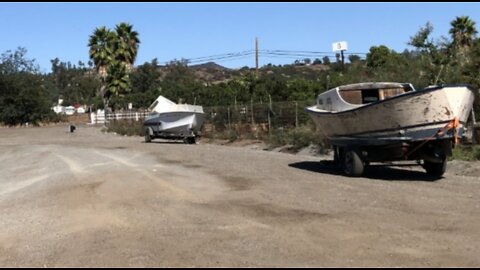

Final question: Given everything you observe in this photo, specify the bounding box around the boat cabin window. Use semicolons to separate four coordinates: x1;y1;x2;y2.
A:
339;87;407;105
339;90;362;104
381;88;406;99
148;100;159;111
362;89;380;103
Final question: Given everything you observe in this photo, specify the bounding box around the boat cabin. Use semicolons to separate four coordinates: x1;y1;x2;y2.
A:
316;82;415;112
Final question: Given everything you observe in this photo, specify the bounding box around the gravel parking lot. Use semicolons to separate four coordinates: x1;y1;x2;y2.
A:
0;124;479;267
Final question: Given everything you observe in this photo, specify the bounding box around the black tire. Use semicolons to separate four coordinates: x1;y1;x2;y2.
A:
424;158;447;177
185;137;196;144
343;149;364;177
144;129;152;143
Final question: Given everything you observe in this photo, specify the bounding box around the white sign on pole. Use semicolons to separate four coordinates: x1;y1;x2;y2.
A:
332;41;348;52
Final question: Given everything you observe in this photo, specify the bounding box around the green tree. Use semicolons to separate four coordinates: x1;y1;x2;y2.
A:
366;45;392;70
48;58;100;107
347;54;361;63
88;27;115;79
106;61;130;109
131;59;161;93
114;22;140;71
450;16;478;50
88;23;140;111
409;22;435;51
160;59;203;105
322;56;330;65
408;22;451;85
0;48;54;126
88;26;116;109
0;47;39;74
449;16;478;66
365;45;413;82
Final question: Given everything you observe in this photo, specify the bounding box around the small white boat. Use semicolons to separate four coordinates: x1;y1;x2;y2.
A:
143;96;205;144
305;82;476;177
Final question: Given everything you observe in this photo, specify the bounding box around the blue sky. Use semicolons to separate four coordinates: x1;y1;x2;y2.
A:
1;2;479;73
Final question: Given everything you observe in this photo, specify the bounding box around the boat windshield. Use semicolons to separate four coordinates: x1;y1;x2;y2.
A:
148;100;159;111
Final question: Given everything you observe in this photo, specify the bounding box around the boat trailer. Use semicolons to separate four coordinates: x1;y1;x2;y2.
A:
331;118;460;177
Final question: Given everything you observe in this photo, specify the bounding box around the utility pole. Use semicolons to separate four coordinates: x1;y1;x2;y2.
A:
340;50;345;67
332;41;348;69
255;37;259;77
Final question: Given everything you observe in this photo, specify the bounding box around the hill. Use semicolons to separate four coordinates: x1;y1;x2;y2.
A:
189;62;230;71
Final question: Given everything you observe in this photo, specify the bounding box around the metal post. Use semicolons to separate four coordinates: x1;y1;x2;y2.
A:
250;99;254;125
268;95;272;136
227;106;231;128
255;37;259;78
295;101;298;128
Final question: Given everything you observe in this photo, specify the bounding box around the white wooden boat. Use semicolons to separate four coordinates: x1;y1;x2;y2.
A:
305;82;476;177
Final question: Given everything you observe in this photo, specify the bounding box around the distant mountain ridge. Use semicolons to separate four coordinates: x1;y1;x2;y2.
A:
188;62;230;70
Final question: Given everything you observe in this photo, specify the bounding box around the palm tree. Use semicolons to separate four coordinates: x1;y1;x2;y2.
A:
106;61;130;101
88;27;116;79
88;27;116;110
449;16;478;50
88;23;140;111
114;22;140;71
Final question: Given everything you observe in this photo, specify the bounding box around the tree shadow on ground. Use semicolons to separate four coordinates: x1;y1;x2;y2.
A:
288;160;442;182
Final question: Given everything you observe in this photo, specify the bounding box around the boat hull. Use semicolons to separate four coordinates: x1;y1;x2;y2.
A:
306;85;475;141
144;111;206;137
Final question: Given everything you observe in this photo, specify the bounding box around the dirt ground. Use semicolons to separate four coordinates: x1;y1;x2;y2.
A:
0;124;479;267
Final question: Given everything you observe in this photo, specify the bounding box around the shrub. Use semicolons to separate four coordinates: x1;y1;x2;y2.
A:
106;120;144;136
451;145;480;161
266;125;329;152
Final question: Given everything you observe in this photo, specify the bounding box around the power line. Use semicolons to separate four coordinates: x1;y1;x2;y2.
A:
157;49;368;66
159;51;255;65
260;49;367;55
187;50;255;62
187;52;255;64
190;54;255;64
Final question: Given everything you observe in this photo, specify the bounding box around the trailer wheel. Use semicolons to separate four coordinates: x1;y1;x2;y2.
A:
185;137;196;144
343;149;364;177
144;128;152;143
424;158;447;177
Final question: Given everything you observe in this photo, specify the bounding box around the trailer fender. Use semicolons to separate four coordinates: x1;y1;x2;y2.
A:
145;127;154;136
144;127;154;143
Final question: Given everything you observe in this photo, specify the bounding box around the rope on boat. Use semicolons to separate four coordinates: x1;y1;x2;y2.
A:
404;117;459;159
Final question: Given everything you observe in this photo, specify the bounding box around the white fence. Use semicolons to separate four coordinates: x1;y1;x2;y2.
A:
90;110;150;124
